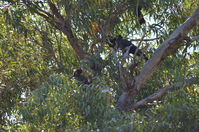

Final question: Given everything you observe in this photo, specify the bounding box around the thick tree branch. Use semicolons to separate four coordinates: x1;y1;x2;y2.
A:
22;0;86;59
21;0;58;30
135;7;199;91
127;78;199;111
48;1;64;20
117;7;199;112
46;2;86;59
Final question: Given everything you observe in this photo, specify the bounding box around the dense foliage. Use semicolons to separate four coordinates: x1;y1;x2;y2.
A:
0;0;198;131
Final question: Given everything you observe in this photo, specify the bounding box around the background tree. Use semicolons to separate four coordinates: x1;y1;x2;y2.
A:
0;0;199;131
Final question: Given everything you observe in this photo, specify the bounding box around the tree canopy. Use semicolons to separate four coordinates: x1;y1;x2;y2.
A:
0;0;199;131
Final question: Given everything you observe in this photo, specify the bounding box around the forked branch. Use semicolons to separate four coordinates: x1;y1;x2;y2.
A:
117;7;199;112
127;78;199;111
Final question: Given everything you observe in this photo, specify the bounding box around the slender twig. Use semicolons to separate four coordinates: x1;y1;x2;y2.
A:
132;32;146;67
130;37;160;42
112;48;120;66
121;46;131;66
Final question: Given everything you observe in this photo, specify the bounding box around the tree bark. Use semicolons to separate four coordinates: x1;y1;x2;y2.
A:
47;1;86;59
127;78;199;111
22;0;86;59
135;7;199;91
117;7;199;112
